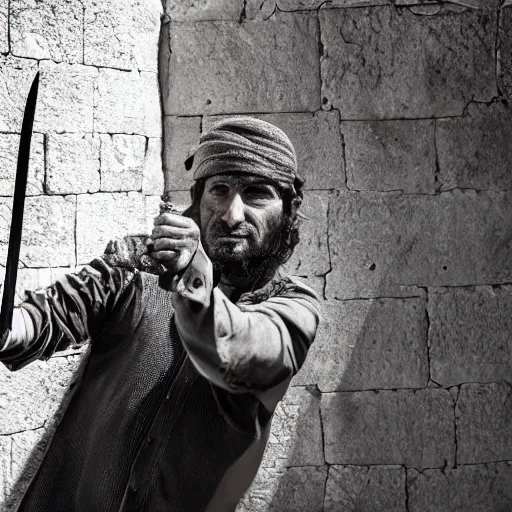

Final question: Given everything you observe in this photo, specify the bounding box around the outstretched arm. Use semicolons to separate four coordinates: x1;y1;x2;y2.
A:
0;258;136;371
151;213;320;411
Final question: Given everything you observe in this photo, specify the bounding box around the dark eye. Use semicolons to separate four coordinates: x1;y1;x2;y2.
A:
209;184;230;196
244;185;274;199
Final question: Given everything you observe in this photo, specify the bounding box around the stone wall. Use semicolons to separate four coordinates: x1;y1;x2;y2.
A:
160;1;512;511
1;0;512;511
0;1;162;509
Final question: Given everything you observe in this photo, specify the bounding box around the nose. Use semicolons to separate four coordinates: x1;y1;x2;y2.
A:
221;192;245;228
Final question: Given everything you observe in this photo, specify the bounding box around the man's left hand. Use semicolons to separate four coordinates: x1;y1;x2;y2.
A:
150;213;200;273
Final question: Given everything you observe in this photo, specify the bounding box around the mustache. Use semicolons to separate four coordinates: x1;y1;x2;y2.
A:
209;221;257;238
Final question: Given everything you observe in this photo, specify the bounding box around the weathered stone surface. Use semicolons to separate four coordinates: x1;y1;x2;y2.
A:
100;134;145;192
236;466;327;512
203;111;345;190
322;389;454;468
47;134;100;194
0;133;44;196
245;0;276;21
84;0;161;72
0;196;76;267
95;69;161;136
0;56;39;132
324;465;406;512
0;355;82;434
437;103;512;191
142;138;164;196
262;386;324;468
76;192;147;264
498;3;512;101
36;61;97;133
163;116;200;191
164;11;320;115
456;383;512;464
284;192;330;277
0;436;10;504
408;463;512;512
0;2;7;53
342;119;435;194
11;0;83;63
141;72;162;138
327;190;512;299
166;0;243;21
429;286;512;386
293;297;429;391
320;7;496;119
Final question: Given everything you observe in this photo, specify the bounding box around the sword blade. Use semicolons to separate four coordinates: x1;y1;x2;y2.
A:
0;72;40;333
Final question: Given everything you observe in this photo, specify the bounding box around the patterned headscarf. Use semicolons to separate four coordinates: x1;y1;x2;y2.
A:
192;117;298;188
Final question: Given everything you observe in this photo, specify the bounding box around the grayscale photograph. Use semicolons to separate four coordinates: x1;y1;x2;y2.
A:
0;0;511;511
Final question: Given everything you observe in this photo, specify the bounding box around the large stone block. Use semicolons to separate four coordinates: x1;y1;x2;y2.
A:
100;134;146;192
164;11;320;115
47;134;100;194
0;355;82;434
324;465;406;512
320;6;496;119
236;465;327;512
408;463;512;512
322;389;454;468
141;72;162;138
0;57;39;132
36;61;97;133
498;3;512;101
203;111;345;190
429;286;512;386
327;190;512;299
284;191;330;278
275;0;497;8
456;383;512;464
0;2;7;53
142;138;164;196
0;196;76;267
10;0;83;63
0;133;44;196
163;116;201;192
437;103;512;191
342;120;435;194
76;192;147;264
262;386;324;468
293;297;429;391
166;0;243;21
245;0;276;20
95;69;161;137
84;0;161;72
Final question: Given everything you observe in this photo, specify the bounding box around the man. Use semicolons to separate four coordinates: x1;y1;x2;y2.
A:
0;117;320;511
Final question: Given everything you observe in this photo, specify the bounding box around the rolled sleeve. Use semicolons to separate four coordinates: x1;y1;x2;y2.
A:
0;258;136;371
172;247;321;410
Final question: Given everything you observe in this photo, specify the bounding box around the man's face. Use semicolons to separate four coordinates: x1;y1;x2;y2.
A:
199;174;284;267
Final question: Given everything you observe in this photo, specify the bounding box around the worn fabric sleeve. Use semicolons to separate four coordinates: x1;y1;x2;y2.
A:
0;258;136;371
172;245;321;411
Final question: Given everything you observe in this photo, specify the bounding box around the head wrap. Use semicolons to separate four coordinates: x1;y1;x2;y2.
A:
192;117;299;188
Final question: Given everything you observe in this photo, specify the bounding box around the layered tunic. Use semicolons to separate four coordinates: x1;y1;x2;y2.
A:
0;239;320;512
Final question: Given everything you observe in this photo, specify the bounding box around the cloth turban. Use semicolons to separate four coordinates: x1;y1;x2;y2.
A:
192;117;299;188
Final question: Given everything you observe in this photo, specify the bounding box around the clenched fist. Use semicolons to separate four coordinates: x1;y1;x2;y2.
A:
150;213;200;274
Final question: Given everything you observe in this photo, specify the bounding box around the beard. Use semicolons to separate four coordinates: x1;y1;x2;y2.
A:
201;217;286;284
